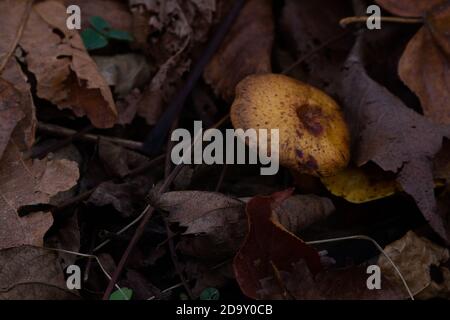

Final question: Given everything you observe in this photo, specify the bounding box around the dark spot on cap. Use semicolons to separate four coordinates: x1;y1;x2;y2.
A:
296;149;304;158
296;104;324;137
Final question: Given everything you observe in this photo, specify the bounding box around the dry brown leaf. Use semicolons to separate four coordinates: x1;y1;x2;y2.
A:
0;79;24;159
204;0;274;101
341;34;450;241
0;142;79;249
16;0;117;128
0;246;78;300
131;0;225;125
379;231;450;299
398;3;450;125
375;0;445;17
154;190;334;259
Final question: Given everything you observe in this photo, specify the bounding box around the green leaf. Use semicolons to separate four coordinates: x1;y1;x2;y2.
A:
106;29;134;42
81;28;108;51
90;16;111;33
109;288;133;300
200;288;220;300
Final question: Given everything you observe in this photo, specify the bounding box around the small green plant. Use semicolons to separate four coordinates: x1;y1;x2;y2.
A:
81;16;133;51
200;288;220;300
109;287;133;300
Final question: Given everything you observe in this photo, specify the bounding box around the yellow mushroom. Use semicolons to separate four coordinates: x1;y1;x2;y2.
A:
230;73;350;177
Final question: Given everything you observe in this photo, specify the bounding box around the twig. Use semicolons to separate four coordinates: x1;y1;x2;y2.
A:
340;16;422;28
0;0;33;75
26;124;94;159
306;235;414;300
215;164;228;192
44;247;129;300
142;0;246;155
102;115;230;299
165;219;194;299
38;122;144;151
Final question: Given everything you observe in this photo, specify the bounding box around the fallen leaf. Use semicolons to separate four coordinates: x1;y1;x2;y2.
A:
341;34;450;241
378;231;450;299
154;190;334;259
0;79;25;159
272;194;335;234
0;246;78;299
398;3;450;125
233;189;322;300
375;0;445;17
155;191;246;259
131;0;225;125
204;0;274;101
257;259;407;300
321;166;400;204
16;0;117;128
0;142;79;249
93;54;151;97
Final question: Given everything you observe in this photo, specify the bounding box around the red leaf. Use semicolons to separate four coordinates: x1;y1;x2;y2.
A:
233;189;322;299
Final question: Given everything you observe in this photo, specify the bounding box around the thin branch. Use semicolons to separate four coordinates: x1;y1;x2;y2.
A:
38;122;144;151
340;16;422;28
282;31;349;75
165;219;193;299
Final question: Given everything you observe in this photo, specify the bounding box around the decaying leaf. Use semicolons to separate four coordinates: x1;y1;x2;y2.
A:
154;190;334;259
379;231;450;299
375;0;445;17
0;79;25;159
15;0;117;128
204;0;274;101
341;34;450;241
398;3;450;125
0;142;79;249
233;189;322;299
272;194;335;234
93;54;151;97
321;167;400;204
131;0;226;125
0;246;78;300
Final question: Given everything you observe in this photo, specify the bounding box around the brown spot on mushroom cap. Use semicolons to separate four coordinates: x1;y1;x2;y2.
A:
230;73;350;177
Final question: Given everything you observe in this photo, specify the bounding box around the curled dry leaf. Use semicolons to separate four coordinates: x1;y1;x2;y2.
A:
231;74;350;177
204;0;274;101
155;191;246;259
341;35;450;241
321;167;400;204
0;143;79;250
16;0;117;128
233;189;322;300
375;0;445;17
398;2;450;125
379;231;450;299
0;246;78;300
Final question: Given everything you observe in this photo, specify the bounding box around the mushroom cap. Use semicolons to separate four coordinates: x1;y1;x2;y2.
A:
230;73;350;177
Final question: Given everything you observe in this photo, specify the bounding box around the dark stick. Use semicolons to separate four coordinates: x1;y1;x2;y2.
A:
142;0;246;156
